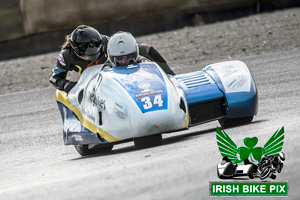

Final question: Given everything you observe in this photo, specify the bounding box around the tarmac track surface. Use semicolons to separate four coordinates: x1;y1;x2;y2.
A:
0;49;300;200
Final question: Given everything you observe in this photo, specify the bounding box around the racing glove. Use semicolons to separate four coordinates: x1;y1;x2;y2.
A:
64;81;77;93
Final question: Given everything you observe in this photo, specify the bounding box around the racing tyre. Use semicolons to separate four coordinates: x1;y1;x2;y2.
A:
270;174;277;179
278;164;283;173
260;167;271;180
248;174;254;179
74;144;113;156
219;116;253;129
134;134;162;150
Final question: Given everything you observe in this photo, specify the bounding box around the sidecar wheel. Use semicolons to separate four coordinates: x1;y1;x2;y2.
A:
219;116;253;128
134;134;162;150
248;174;254;179
75;144;113;156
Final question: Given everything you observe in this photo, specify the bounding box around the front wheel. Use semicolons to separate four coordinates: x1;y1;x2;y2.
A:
219;116;253;129
134;134;162;150
260;167;271;180
74;144;113;156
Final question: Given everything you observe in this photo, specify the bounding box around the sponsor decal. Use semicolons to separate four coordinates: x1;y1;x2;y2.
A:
114;108;128;120
72;134;83;141
141;88;154;93
58;53;66;66
210;127;287;197
86;91;106;110
114;102;128;120
212;63;251;93
81;106;95;123
138;83;150;89
135;90;163;98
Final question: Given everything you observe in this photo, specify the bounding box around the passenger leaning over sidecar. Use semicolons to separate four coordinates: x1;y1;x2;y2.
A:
49;25;175;94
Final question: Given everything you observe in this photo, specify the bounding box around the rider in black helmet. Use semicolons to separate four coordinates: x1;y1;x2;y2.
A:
50;25;175;93
49;25;108;93
70;26;104;62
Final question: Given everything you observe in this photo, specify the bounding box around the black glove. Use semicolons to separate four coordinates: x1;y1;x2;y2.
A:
64;81;77;93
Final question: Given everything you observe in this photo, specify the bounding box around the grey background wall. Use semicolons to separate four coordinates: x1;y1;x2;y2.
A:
1;0;299;60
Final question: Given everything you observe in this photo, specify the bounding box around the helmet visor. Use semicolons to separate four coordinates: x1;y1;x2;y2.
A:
78;41;102;61
115;54;133;62
74;40;102;55
111;52;137;67
84;41;102;55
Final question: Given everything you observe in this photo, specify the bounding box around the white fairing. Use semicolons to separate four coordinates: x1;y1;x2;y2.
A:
236;165;252;173
217;163;252;176
217;163;230;175
68;62;188;141
210;60;252;93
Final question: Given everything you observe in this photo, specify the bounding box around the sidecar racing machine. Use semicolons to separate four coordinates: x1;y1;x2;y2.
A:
56;61;258;156
217;161;256;179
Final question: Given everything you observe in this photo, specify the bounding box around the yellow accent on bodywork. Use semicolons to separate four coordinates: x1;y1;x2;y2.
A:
184;112;190;128
52;68;56;75
75;65;82;74
56;90;118;142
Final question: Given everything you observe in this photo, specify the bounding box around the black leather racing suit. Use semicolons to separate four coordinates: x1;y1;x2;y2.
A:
49;38;175;93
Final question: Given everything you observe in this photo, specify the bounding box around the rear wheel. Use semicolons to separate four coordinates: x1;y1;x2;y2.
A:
134;134;162;150
74;144;113;156
219;116;253;129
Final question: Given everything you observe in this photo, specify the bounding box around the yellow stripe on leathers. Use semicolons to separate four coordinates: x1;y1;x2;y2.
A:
56;90;119;143
75;65;82;74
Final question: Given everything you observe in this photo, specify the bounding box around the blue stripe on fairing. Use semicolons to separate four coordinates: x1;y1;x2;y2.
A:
113;63;168;113
203;65;258;118
174;70;224;105
113;78;147;112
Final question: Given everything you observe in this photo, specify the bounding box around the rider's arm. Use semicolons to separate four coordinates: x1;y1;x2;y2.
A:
136;55;150;63
138;43;175;75
49;52;76;93
101;60;113;70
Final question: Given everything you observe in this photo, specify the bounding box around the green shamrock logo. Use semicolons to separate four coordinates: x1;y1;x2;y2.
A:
216;127;284;164
238;137;264;162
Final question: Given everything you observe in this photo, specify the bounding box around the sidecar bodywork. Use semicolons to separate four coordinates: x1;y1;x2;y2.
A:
56;61;258;155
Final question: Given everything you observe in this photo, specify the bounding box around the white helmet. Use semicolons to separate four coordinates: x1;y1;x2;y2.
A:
107;32;139;67
278;152;285;162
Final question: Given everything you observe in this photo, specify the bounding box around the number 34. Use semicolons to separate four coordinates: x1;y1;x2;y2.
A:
141;95;163;109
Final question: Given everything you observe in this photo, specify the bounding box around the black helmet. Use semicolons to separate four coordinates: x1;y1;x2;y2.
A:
70;25;103;61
